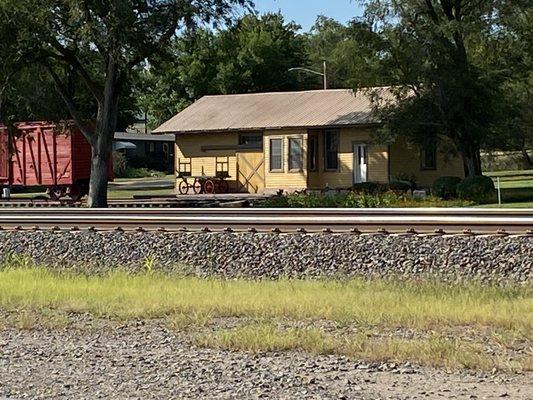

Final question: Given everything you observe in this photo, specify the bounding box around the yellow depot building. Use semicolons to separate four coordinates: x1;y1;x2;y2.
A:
153;89;464;193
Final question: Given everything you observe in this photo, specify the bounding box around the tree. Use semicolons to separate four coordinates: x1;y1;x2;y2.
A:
474;0;533;168
139;12;310;127
2;0;250;207
215;12;309;93
306;16;389;89
362;0;524;177
137;28;220;128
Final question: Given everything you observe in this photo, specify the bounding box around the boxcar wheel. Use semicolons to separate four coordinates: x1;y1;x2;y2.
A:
68;184;83;202
178;180;189;195
48;187;65;201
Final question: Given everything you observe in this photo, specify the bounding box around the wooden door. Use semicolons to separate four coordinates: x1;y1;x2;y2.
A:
237;151;265;193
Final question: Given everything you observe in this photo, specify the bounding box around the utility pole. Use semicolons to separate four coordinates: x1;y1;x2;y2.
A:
323;60;327;90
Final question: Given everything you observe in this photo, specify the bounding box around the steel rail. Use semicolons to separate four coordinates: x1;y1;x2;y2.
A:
0;208;531;234
0;207;531;216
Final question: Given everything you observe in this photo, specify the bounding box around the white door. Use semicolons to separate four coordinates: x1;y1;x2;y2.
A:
353;143;368;184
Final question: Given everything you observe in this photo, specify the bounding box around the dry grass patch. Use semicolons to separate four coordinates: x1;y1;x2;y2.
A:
0;309;70;331
195;323;530;372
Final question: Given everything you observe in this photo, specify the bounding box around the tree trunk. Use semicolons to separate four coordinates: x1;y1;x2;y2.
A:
87;133;113;207
522;147;533;169
460;143;483;177
86;59;120;208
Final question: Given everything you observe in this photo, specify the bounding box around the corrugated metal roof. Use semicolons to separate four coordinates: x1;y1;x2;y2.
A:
153;88;392;134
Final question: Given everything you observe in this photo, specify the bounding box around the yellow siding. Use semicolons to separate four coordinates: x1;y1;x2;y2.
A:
389;137;464;187
175;133;239;189
264;130;308;190
308;127;389;190
174;128;463;192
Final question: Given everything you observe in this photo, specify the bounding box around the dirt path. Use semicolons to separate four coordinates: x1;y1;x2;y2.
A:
0;319;530;400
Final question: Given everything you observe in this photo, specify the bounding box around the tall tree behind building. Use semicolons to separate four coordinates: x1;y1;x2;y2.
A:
140;12;310;128
361;0;530;177
305;16;390;89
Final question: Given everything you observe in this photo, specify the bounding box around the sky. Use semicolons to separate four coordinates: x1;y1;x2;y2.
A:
254;0;364;31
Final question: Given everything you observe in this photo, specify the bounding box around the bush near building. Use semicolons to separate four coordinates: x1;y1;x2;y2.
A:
457;176;496;203
432;176;462;199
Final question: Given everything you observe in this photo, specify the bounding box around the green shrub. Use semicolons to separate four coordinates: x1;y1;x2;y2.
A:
432;176;462;199
259;193;342;208
112;151;128;177
352;182;386;194
393;173;417;189
257;190;477;208
343;191;404;207
388;180;413;193
456;176;496;203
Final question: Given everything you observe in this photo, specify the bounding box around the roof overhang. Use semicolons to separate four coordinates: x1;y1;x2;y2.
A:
164;122;381;136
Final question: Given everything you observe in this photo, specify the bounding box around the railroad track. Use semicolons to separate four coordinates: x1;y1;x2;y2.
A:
0;208;531;234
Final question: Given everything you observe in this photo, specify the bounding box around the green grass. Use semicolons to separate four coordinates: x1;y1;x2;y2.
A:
486;169;533;178
479;201;533;208
107;187;175;199
478;170;533;207
494;179;533;189
113;174;174;183
0;267;531;372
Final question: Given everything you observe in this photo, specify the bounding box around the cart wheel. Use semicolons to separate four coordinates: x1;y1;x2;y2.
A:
48;186;65;201
192;179;202;194
204;179;215;194
67;184;82;202
218;179;229;194
178;180;189;195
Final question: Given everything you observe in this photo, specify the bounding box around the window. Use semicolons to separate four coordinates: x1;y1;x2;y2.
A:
162;143;170;161
324;130;339;171
421;144;437;170
239;133;263;147
145;142;155;153
288;137;303;171
269;138;283;171
308;135;318;171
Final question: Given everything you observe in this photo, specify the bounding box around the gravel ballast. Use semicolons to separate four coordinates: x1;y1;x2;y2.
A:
0;231;531;283
1;316;531;400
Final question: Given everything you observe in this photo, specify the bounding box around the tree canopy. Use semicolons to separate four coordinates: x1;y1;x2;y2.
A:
1;0;251;206
361;0;532;176
139;12;313;127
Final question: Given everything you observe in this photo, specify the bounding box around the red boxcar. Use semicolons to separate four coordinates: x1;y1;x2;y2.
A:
0;121;108;201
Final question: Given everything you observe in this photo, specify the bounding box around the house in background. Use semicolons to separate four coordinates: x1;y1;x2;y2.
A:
113;131;175;172
153;89;464;193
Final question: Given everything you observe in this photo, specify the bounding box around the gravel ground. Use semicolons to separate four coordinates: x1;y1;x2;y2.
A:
0;231;532;283
0;317;531;400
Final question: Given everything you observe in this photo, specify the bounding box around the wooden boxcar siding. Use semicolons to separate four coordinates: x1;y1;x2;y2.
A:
263;130;308;189
175;133;239;188
308;127;389;190
71;130;93;183
389;137;464;187
0;131;7;181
